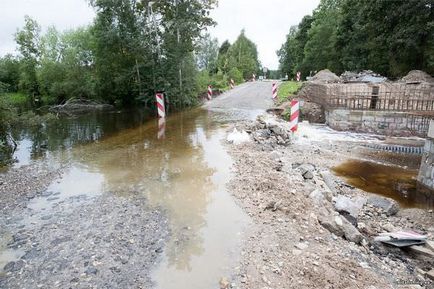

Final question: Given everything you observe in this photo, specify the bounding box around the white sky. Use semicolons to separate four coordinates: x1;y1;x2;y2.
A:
0;0;320;70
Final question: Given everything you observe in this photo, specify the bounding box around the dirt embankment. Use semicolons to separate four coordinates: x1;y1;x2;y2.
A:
224;117;434;289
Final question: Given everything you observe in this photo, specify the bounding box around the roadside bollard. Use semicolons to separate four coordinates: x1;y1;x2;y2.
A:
230;79;235;89
296;71;301;82
272;82;278;99
156;92;165;118
289;99;300;132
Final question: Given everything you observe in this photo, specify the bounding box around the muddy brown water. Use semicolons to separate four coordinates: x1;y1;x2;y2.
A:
1;108;254;288
333;159;434;209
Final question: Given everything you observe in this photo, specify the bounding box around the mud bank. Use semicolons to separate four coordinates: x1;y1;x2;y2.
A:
225;118;434;289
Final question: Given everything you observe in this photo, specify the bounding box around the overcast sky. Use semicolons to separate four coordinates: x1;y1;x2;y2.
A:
0;0;320;70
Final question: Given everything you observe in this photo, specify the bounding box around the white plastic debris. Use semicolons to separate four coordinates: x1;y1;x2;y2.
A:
227;128;250;145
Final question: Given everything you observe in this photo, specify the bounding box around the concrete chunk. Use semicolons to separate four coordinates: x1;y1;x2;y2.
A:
367;196;400;216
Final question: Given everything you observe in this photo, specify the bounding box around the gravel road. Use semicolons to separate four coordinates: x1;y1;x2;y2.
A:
204;81;274;111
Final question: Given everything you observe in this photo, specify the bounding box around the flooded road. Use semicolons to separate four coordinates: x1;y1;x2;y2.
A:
0;82;273;288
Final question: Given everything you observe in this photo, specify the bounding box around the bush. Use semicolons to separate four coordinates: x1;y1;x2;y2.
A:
228;67;244;84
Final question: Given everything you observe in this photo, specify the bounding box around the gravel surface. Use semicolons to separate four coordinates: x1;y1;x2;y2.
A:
224;117;434;289
0;160;169;289
0;163;63;211
0;191;169;289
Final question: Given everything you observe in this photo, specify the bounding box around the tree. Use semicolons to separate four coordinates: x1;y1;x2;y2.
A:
0;55;20;92
277;15;314;78
153;0;218;107
15;16;41;103
196;33;219;72
217;40;231;74
302;0;342;74
226;30;260;79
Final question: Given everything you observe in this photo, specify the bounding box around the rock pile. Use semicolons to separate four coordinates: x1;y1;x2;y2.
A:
401;70;434;84
239;115;293;147
340;70;387;83
309;69;340;83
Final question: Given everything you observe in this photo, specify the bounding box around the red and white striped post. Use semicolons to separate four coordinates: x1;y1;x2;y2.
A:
207;85;213;100
230;79;235;89
156;92;165;118
296;71;301;82
156;92;166;139
272;82;278;99
289;99;300;132
252;74;256;81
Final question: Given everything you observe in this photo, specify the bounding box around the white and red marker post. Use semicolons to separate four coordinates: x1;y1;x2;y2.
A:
156;92;166;139
289;99;300;132
230;79;235;89
296;71;301;82
156;92;165;118
207;85;213;100
272;82;278;99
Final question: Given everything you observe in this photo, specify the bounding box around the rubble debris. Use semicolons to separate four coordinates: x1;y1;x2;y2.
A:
243;115;293;147
309;69;340;83
333;195;367;219
426;240;434;251
374;231;427;247
367;196;400;216
320;170;339;194
401;70;434;84
426;269;434;281
219;277;230;289
340;70;387;83
227;128;250;145
318;214;363;244
408;245;434;258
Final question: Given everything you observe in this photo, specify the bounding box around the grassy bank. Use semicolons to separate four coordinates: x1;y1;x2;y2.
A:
277;81;303;103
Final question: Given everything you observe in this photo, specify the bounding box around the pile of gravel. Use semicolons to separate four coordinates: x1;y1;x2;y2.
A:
310;69;340;83
401;70;433;84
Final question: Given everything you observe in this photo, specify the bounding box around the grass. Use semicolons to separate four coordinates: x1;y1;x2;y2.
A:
2;92;28;107
277;81;303;103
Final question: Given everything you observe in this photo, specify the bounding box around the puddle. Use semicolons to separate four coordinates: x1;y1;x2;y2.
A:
1;108;251;286
68;109;251;288
333;159;434;209
27;165;105;214
0;248;24;275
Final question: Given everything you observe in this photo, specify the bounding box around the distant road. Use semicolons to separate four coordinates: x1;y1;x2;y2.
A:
204;81;274;111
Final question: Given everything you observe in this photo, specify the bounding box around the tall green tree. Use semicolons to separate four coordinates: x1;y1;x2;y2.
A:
196;33;219;72
226;30;260;79
15;16;41;103
302;0;342;74
277;15;314;78
216;40;231;74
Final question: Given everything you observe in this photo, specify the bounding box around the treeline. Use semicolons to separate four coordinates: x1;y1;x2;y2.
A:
278;0;434;79
0;0;260;111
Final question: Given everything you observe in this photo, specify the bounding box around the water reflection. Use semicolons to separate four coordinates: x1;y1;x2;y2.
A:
333;159;434;209
2;107;249;288
64;108;248;288
2;110;151;168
